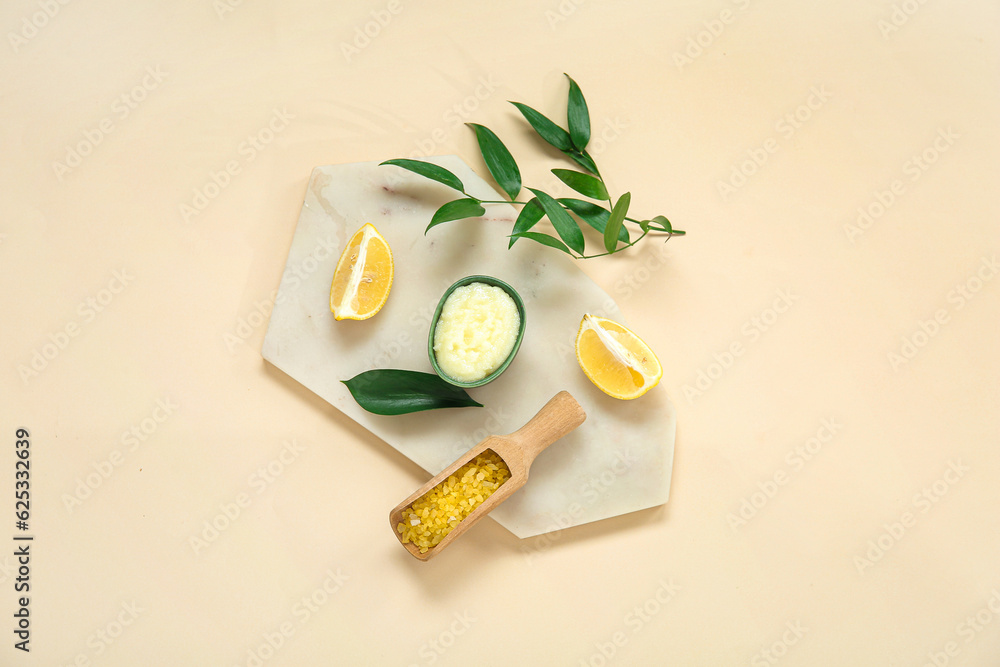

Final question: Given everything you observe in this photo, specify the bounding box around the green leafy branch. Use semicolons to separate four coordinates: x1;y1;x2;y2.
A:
380;74;685;259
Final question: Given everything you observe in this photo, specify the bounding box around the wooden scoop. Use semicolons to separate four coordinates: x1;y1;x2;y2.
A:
389;391;586;561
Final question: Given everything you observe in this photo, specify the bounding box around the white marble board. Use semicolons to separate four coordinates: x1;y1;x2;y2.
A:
262;156;676;538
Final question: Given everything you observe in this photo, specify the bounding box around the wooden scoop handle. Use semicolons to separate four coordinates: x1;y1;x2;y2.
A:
507;391;586;464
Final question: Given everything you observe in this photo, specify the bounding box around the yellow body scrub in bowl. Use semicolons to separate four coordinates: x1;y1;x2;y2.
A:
428;276;525;388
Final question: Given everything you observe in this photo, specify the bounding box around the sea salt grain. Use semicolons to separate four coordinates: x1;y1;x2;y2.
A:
396;450;511;553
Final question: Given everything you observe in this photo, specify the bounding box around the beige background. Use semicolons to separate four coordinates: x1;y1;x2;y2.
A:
3;1;999;665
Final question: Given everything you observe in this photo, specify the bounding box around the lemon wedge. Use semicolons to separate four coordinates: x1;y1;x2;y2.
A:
575;314;662;399
330;223;393;321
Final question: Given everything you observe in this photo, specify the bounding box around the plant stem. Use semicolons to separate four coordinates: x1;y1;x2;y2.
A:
575;230;683;259
477;199;679;231
479;200;644;225
600;179;614;210
474;196;683;248
576;230;649;259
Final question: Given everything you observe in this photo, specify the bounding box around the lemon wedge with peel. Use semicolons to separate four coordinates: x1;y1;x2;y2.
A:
330;223;393;320
575;314;662;399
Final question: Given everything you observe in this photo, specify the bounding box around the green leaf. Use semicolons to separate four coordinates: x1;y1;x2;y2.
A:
650;215;672;233
559;198;628;243
640;219;650;233
426;198;486;234
343;370;483;415
559;198;609;228
646;216;685;235
508;231;573;255
510;101;573;151
552;169;608;200
565;74;591;150
380;159;465;193
564;148;599;175
604;192;631;254
509;199;544;248
467;123;521;201
527;188;585;255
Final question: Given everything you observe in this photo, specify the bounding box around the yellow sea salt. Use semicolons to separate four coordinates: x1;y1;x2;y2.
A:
396;450;510;553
